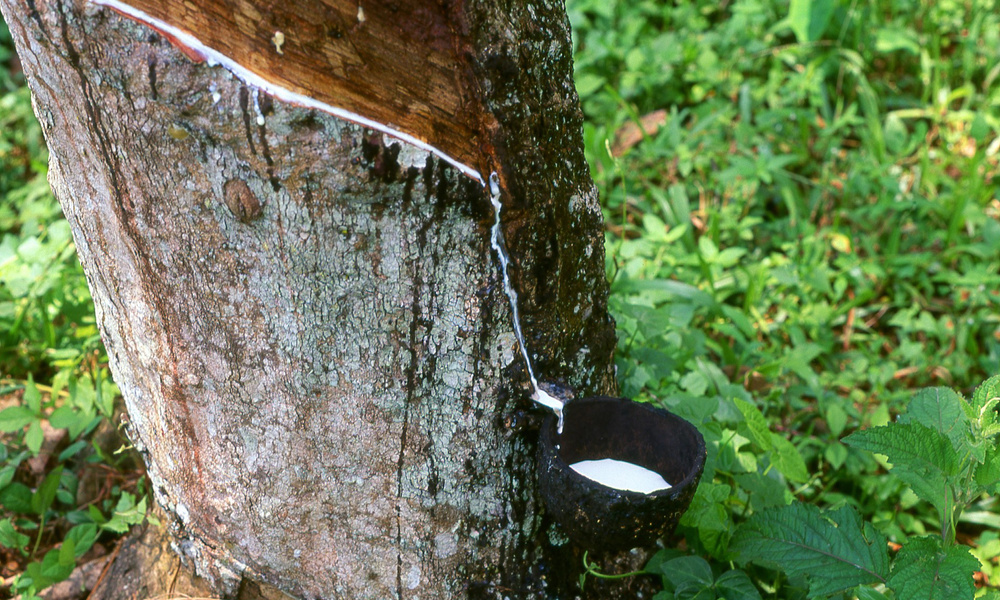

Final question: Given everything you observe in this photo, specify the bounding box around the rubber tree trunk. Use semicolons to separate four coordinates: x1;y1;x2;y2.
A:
1;0;626;597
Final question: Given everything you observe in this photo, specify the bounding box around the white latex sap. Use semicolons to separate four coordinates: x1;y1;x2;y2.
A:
488;173;565;431
569;458;672;494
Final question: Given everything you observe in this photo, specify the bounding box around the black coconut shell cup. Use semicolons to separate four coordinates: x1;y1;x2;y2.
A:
537;396;706;551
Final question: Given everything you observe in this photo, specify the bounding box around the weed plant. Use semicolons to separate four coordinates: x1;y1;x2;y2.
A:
2;0;1000;598
0;16;149;600
569;0;1000;597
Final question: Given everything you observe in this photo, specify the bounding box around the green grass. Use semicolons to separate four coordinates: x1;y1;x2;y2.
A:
2;0;1000;598
569;0;1000;596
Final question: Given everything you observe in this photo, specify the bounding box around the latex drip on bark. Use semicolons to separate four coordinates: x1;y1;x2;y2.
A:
488;173;564;431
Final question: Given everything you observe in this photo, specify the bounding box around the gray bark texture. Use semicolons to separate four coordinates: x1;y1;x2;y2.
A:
1;0;641;597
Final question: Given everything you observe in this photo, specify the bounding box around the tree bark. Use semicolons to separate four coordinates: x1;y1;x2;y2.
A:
1;0;626;597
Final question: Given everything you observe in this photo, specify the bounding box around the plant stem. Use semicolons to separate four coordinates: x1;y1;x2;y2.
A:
582;551;648;580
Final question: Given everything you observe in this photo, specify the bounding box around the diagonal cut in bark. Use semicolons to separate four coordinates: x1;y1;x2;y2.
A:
91;0;494;182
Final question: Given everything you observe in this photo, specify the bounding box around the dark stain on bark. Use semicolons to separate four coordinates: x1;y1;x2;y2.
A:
147;55;158;100
359;134;402;183
256;120;281;192
238;86;258;156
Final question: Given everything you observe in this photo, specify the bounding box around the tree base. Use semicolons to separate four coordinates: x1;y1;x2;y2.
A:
88;517;217;600
89;513;298;600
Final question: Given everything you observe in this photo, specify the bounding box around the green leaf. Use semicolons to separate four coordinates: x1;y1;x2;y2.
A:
787;0;835;43
659;556;713;594
25;420;44;454
769;433;809;483
843;422;959;521
31;466;63;516
64;524;97;558
976;446;1000;493
0;464;16;490
733;398;773;451
900;387;970;454
58;440;89;462
23;375;41;414
714;569;762;600
825;403;848;437
0;518;30;552
731;503;889;596
886;536;979;600
699;236;719;262
38;547;74;582
972;376;1000;411
972;376;1000;436
680;481;733;558
876;28;921;55
47;405;79;430
855;586;890;600
0;405;35;432
735;472;788;509
102;493;147;533
0;482;34;514
825;442;848;469
58;538;75;566
88;504;107;525
575;73;605;97
645;548;686;583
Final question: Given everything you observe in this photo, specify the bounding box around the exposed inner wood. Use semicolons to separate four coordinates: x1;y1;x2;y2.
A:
100;0;488;177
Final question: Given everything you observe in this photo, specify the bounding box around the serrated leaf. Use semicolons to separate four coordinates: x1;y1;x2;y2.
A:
976;446;1000;493
900;387;970;454
101;517;131;534
734;398;773;451
843;422;959;521
731;503;889;596
0;518;30;551
680;482;733;557
972;376;1000;436
769;433;809;483
972;376;1000;412
886;536;978;600
0;405;35;432
31;466;63;516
